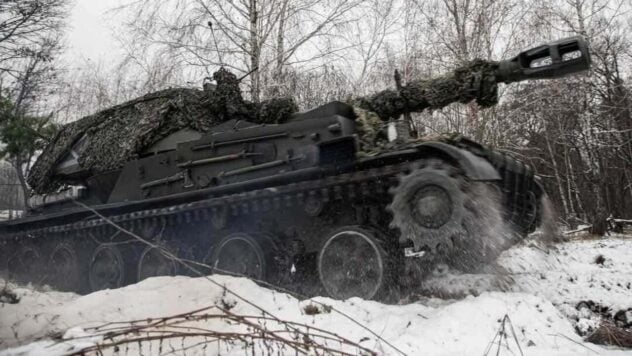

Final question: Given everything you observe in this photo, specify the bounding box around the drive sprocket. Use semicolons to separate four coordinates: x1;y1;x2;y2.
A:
388;160;465;254
388;159;514;275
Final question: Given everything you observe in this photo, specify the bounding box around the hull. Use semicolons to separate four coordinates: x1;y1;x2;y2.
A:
0;145;542;299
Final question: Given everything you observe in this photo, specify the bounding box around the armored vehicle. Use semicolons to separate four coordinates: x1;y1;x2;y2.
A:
0;37;590;300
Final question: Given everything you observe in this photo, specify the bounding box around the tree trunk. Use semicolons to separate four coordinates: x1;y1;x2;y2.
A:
544;124;569;219
563;141;576;217
11;158;30;210
275;0;288;82
249;0;260;103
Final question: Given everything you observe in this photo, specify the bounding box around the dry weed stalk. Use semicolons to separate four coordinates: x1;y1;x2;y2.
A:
64;303;376;355
483;314;524;356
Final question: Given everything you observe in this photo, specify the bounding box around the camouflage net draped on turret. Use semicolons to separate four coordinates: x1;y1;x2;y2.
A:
28;69;298;194
29;61;500;194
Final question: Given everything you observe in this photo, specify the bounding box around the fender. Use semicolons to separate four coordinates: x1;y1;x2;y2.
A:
414;141;501;181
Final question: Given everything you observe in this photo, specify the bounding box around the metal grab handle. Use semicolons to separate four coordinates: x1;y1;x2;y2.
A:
496;36;591;83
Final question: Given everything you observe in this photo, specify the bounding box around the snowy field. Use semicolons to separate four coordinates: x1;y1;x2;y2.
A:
1;234;631;355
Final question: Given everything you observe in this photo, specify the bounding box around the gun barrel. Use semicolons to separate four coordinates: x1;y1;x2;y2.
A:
496;36;591;83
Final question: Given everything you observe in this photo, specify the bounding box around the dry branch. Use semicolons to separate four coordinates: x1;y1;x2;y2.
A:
63;304;376;356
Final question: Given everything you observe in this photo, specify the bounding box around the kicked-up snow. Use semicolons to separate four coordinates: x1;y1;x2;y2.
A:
1;234;631;355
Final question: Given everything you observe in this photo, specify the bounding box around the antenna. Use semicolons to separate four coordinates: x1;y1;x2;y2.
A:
207;20;224;66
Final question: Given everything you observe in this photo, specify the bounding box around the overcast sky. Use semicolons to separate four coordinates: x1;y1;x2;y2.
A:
65;0;123;63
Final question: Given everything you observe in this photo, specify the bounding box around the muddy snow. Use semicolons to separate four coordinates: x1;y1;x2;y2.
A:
1;234;631;355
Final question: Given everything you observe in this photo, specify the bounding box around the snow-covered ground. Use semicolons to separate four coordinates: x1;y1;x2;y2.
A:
1;234;631;355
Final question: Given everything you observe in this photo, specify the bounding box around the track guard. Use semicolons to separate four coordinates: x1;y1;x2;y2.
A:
415;142;500;181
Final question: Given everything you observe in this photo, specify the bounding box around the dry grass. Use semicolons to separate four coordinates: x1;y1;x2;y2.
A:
585;321;632;348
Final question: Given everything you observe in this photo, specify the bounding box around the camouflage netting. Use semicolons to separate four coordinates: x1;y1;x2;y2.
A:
352;59;499;150
28;69;298;194
353;59;499;120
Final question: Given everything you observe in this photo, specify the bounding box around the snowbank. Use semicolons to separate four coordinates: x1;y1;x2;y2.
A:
501;235;632;310
1;235;631;355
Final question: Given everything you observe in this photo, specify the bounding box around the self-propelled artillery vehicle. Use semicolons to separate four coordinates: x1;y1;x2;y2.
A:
0;37;591;300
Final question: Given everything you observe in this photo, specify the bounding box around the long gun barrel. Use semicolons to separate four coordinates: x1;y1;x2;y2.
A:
353;36;592;121
495;36;591;83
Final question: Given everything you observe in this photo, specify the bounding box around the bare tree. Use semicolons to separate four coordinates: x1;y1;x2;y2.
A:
6;0;624;227
53;54;186;124
116;0;361;102
492;0;632;229
0;0;68;80
0;1;67;206
335;0;399;95
405;0;529;141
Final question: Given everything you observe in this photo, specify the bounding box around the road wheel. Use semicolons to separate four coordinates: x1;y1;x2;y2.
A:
8;244;43;285
137;245;178;281
89;244;125;291
47;242;81;291
318;226;389;300
210;233;268;280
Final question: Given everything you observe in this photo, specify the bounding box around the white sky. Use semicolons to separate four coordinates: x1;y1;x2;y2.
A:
65;0;124;63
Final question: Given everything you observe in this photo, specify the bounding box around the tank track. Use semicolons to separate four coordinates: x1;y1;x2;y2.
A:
1;163;410;294
1;163;406;241
1;158;539;297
